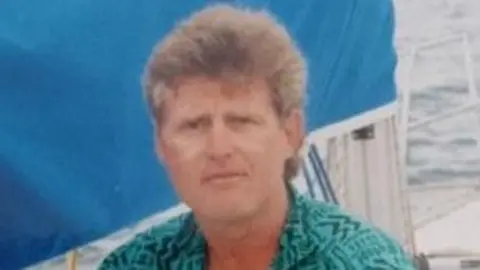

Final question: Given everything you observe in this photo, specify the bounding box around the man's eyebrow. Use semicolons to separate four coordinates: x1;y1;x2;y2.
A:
176;113;210;125
224;111;266;122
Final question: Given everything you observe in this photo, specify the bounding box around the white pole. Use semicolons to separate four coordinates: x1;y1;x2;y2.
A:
398;47;418;255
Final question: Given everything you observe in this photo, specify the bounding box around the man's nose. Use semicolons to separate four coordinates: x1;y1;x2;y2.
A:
205;121;234;161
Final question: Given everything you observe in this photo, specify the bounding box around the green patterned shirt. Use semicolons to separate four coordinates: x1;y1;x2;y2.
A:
99;188;415;269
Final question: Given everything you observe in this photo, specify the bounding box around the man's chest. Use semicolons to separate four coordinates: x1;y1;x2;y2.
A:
170;251;328;270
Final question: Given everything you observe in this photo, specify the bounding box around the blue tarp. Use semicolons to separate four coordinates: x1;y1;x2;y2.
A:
0;0;396;268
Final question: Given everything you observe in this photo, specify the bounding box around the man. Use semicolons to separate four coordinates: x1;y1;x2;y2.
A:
99;4;415;270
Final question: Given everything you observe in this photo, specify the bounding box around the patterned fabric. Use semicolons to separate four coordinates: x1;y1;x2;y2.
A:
98;188;415;269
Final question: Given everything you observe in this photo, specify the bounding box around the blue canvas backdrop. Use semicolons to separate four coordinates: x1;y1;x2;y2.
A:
0;0;396;268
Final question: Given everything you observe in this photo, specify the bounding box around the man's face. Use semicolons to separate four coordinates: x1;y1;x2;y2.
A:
155;77;302;222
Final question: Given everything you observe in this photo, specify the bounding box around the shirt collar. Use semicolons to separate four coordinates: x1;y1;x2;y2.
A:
174;184;318;267
273;185;318;268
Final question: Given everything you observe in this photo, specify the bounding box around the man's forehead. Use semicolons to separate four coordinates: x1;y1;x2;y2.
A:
164;77;269;105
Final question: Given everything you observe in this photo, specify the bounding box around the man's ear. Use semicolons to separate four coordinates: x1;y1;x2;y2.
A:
283;109;305;156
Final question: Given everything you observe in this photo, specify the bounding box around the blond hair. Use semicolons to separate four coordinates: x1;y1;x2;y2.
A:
143;4;307;181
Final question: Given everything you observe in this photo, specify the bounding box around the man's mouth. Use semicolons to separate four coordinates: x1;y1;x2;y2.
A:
203;172;248;183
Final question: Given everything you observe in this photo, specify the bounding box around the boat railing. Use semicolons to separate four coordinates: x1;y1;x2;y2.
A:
398;31;480;194
397;32;480;264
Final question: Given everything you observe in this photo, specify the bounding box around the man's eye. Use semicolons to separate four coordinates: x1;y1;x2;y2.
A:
185;121;202;129
232;117;254;125
179;119;206;131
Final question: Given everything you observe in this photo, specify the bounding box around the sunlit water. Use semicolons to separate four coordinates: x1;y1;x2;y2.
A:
395;0;480;186
32;0;480;269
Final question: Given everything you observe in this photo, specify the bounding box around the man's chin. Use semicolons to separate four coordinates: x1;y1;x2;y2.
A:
202;204;260;224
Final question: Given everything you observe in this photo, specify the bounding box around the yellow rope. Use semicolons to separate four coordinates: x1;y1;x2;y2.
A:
66;250;77;270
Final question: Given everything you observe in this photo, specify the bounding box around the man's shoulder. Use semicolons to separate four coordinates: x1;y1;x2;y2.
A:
300;197;415;269
98;214;188;269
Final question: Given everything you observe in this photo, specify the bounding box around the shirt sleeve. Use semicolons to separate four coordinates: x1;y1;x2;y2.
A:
97;245;131;270
97;237;159;270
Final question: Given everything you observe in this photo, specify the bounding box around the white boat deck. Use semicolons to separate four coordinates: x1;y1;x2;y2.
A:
410;185;480;269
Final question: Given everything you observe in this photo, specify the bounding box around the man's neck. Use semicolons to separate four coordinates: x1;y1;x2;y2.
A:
198;188;290;269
